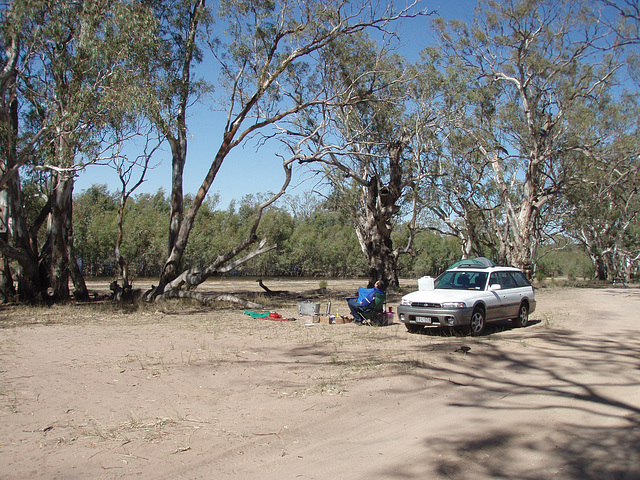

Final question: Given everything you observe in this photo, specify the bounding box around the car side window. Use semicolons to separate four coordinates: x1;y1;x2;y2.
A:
500;271;517;289
510;271;531;287
491;271;517;289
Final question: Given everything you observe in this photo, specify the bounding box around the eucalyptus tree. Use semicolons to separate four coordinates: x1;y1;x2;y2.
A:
0;0;159;301
419;135;499;260
278;28;438;289
562;92;640;281
142;0;210;263
560;0;640;280
0;2;43;300
432;0;622;278
566;155;640;281
602;0;640;48
150;0;423;299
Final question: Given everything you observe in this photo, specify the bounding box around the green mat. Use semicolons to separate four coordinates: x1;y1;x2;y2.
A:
244;309;270;318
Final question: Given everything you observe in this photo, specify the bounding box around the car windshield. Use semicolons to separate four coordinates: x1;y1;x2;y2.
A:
435;271;488;290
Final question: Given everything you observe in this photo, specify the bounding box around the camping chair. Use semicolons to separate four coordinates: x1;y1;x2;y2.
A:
348;290;387;326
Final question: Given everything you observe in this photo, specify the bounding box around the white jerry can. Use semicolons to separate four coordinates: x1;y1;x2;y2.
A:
418;276;435;291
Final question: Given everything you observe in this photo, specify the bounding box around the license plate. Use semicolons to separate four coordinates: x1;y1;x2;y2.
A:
415;316;432;324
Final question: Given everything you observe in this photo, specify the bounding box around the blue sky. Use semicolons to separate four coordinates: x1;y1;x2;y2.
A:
73;1;477;208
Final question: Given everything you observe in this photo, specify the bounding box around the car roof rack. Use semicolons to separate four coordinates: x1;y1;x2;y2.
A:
448;257;496;269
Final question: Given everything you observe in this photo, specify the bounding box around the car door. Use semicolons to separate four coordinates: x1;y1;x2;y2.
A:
487;271;520;320
486;271;508;320
500;272;523;318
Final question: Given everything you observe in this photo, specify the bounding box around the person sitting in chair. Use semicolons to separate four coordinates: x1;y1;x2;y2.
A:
347;280;386;323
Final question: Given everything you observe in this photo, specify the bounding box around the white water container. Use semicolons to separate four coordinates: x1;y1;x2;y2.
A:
418;276;435;291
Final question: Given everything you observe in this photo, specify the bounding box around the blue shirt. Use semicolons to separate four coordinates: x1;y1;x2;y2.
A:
357;287;385;306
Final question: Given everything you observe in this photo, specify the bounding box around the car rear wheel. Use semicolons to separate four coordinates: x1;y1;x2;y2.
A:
512;303;528;328
469;308;486;336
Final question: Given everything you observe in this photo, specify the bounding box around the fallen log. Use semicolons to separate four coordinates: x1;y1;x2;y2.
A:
158;290;263;309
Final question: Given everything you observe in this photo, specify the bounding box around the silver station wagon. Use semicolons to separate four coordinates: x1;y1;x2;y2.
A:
397;261;536;335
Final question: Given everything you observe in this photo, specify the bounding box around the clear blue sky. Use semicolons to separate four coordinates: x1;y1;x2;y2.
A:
73;1;477;208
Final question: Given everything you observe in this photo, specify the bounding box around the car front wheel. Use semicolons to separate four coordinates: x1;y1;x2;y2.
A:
469;308;486;336
512;303;528;328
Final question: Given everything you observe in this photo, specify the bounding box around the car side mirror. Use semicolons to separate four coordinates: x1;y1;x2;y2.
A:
489;284;502;291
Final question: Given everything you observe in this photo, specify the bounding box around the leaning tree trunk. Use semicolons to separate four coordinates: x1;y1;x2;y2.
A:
158;0;204;284
150;160;293;303
168;135;186;262
159;131;235;286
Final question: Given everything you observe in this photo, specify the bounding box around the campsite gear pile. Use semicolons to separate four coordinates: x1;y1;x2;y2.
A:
242;300;394;326
298;300;394;326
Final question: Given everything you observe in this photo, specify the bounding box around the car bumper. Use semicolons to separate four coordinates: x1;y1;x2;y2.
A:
396;305;474;327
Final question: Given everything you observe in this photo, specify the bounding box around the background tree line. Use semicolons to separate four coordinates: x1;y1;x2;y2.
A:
1;0;638;304
71;183;596;283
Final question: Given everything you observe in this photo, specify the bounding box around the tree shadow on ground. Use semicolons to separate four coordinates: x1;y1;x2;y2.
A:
416;418;640;480
372;329;640;479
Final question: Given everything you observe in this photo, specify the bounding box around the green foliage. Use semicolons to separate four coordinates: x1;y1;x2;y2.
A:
261;208;366;277
536;244;594;281
71;185;366;278
73;185;119;276
120;191;169;276
396;229;461;278
72;184;602;281
74;187;168;276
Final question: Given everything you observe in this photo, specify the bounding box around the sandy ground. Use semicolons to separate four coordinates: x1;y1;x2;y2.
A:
1;278;639;480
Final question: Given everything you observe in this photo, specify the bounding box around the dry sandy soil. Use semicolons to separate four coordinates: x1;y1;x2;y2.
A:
1;278;639;480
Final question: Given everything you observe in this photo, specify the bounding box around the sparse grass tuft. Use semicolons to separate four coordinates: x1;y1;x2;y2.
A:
542;312;556;329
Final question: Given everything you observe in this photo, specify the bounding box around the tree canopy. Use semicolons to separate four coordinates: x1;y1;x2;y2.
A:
1;0;638;304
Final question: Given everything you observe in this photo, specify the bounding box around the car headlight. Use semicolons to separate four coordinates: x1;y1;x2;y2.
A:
401;298;411;306
441;302;466;309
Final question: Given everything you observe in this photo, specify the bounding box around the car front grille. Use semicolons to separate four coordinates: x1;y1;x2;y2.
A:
410;302;441;308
